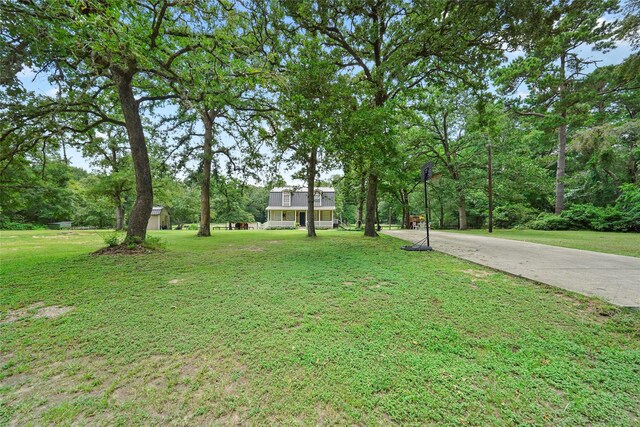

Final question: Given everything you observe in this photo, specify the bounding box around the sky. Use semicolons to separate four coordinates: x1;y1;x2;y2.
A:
17;15;636;188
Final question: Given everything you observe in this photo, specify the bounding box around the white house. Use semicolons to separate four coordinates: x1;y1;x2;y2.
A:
146;206;171;230
265;187;336;229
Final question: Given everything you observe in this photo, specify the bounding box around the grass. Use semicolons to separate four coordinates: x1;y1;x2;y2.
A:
1;229;639;425
445;229;640;257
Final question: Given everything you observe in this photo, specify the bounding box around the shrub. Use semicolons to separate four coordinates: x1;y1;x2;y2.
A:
0;219;46;230
558;186;640;232
493;204;537;228
591;206;628;232
187;224;198;230
560;204;602;230
614;184;640;232
142;235;166;250
100;231;124;247
528;213;571;230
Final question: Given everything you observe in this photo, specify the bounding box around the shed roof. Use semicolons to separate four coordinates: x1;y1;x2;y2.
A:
150;206;165;215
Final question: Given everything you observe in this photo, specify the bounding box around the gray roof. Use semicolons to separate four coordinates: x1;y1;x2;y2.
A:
150;206;165;215
271;186;334;193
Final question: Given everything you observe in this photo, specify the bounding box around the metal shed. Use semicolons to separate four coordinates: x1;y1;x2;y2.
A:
146;206;171;230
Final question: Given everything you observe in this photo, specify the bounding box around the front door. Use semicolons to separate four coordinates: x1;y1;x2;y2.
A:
299;212;306;227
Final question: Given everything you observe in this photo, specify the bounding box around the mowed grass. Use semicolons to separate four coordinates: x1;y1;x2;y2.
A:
1;230;639;426
447;229;640;257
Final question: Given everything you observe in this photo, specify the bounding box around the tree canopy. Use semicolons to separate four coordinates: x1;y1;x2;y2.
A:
1;0;638;237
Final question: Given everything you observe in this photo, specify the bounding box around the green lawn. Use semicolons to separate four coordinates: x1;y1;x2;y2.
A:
445;229;640;257
1;230;639;425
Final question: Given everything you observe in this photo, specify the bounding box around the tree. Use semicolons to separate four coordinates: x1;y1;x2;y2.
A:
162;4;269;237
495;0;620;213
405;88;485;229
1;1;207;244
378;135;425;229
81;128;134;229
0;153;76;226
272;37;343;236
620;0;640;49
211;176;255;228
282;0;525;236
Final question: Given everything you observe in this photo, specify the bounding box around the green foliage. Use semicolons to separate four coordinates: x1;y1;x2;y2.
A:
0;156;77;225
210;177;255;224
615;184;640;230
529;185;640;232
493;204;538;228
528;213;572;230
142;235;166;251
99;231;124;248
0;220;46;230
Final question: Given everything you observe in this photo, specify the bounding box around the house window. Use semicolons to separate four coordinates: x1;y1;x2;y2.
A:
314;191;322;206
282;191;291;207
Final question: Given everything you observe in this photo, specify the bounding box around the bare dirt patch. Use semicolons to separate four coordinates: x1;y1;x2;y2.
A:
1;302;44;324
215;411;244;425
92;244;153;256
33;306;74;320
244;246;264;252
1;303;73;324
31;232;91;239
461;269;493;279
316;403;346;425
169;279;184;284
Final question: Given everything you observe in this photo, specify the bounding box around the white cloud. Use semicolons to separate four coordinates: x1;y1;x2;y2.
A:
16;65;36;80
45;87;60;97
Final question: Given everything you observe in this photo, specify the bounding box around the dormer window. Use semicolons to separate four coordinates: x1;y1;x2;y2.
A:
314;191;322;206
282;191;291;207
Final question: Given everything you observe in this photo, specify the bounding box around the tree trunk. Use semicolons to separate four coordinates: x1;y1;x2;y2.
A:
457;187;467;230
113;68;153;244
400;189;410;229
356;172;365;228
555;53;567;215
488;140;493;233
401;203;409;229
306;147;317;237
364;172;378;237
555;117;567;214
198;110;214;237
115;202;125;230
439;197;444;229
627;135;638;184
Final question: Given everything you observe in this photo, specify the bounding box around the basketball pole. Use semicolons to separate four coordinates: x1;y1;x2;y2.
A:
423;178;430;248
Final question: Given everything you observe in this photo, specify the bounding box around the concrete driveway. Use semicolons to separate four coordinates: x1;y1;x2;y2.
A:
382;230;640;308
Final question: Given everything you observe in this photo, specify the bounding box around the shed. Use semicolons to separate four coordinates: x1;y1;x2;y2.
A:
48;221;72;230
147;206;170;230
